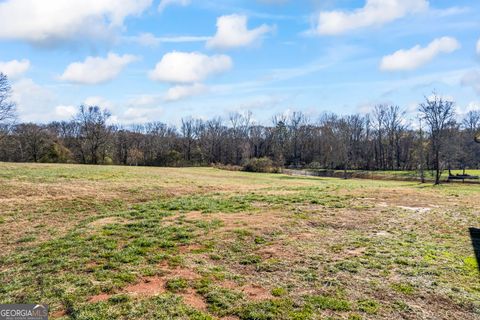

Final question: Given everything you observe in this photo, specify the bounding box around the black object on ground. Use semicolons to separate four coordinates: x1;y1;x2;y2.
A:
469;228;480;273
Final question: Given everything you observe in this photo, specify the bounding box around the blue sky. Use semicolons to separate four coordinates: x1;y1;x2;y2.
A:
0;0;479;125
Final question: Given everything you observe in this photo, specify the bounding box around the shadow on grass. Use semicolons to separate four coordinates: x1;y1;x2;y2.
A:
469;227;480;273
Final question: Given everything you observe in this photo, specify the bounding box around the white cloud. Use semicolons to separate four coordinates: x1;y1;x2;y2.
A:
315;0;428;35
84;96;114;109
55;105;77;119
124;107;163;123
165;83;208;101
0;59;30;79
149;51;232;83
128;95;161;107
0;0;152;45
462;70;480;94
207;14;274;50
133;33;162;47
380;37;460;72
477;38;480;55
60;53;137;85
457;101;480;117
126;32;210;47
11;78;56;122
158;0;190;13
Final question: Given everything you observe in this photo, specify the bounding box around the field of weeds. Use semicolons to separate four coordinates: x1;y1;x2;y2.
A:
0;163;479;319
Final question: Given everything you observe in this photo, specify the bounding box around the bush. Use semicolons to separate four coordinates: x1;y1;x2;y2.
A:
306;161;322;169
40;142;73;163
242;157;280;173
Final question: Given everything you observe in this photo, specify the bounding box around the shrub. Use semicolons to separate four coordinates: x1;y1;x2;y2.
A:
306;161;322;169
242;157;280;173
40;142;73;163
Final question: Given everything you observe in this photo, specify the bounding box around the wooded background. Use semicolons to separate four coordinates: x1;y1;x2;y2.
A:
1;73;479;181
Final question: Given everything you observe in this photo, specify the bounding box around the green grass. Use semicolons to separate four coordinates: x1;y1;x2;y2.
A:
1;162;479;319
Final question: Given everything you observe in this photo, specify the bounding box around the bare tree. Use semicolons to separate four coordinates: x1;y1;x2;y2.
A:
73;105;112;164
229;112;252;165
288;112;308;167
181;118;196;163
372;105;387;169
14;123;50;162
418;93;456;184
372;105;406;170
461;111;480;167
270;114;288;166
0;73;16;140
418;119;426;183
463;111;480;133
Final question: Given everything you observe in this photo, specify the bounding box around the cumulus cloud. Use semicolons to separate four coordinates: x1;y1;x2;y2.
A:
380;37;460;72
0;59;30;79
55;105;77;119
462;70;480;94
164;83;208;101
60;53;137;85
11;78;57;122
149;51;232;83
0;0;152;45
158;0;190;13
315;0;428;35
207;14;274;50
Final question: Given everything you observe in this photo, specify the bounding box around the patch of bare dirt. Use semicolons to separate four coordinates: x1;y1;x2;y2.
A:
124;276;166;296
179;288;207;310
157;262;201;280
168;267;201;280
257;242;298;260
241;284;272;301
88;293;110;303
217;280;272;301
50;310;67;318
218;280;238;289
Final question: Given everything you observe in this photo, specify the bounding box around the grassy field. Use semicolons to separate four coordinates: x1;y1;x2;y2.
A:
0;163;479;320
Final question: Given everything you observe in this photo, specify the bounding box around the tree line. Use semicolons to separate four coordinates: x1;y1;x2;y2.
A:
1;73;479;184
